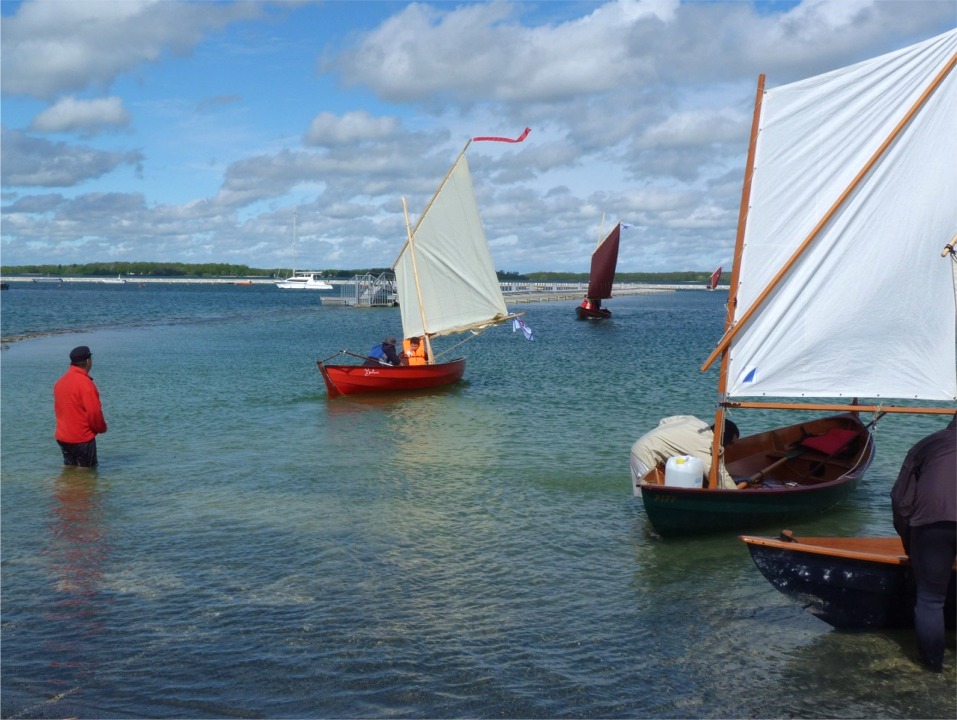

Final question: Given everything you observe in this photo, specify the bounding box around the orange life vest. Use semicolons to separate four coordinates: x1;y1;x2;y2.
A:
402;338;428;365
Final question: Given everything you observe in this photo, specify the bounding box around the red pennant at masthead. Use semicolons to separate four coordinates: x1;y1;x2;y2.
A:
472;127;531;143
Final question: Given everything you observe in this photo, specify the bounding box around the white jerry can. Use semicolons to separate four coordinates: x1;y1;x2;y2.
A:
664;455;704;488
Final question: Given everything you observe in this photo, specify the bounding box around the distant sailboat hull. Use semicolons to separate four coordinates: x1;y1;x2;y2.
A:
740;533;957;629
317;358;466;397
575;305;612;320
639;414;874;536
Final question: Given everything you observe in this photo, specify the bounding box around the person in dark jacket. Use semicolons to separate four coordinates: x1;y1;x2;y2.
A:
53;345;108;468
890;414;956;672
364;336;400;366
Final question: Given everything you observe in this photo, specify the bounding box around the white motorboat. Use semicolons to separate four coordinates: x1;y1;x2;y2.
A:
275;210;332;290
275;271;333;290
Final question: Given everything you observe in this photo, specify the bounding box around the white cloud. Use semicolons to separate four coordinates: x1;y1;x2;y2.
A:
304;111;400;146
0;126;143;187
0;0;262;99
30;96;131;135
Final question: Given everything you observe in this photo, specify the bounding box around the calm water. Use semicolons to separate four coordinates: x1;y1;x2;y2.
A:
1;282;953;719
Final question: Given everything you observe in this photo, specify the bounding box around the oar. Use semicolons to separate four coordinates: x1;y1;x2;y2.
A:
317;349;368;364
736;446;805;489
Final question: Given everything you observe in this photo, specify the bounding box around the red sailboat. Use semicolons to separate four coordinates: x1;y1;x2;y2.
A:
318;132;526;398
317;358;466;397
706;266;722;290
575;223;620;320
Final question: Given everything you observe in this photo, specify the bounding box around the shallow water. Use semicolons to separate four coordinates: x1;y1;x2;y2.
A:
1;282;953;718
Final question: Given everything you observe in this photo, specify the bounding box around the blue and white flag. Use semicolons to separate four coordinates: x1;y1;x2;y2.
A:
512;318;534;341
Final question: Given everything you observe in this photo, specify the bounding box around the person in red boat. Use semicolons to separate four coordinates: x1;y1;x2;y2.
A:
364;336;400;366
891;414;957;673
400;336;428;366
53;346;108;468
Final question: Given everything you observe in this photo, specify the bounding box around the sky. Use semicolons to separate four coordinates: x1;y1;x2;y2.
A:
1;0;954;274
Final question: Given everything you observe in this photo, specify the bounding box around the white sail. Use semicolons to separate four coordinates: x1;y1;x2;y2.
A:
726;29;957;401
393;152;509;338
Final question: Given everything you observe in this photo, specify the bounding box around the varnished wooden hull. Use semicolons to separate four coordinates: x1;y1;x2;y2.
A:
317;358;466;398
639;414;874;536
740;532;957;629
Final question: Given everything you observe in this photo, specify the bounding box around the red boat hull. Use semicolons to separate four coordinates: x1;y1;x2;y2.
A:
317;358;466;398
575;306;612;320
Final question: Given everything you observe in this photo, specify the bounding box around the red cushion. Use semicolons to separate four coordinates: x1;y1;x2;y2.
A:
800;428;859;455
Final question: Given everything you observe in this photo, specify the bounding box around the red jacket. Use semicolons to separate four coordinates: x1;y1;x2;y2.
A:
54;365;107;443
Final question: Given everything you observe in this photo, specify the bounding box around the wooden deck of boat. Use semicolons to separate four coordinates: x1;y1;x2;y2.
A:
741;533;908;563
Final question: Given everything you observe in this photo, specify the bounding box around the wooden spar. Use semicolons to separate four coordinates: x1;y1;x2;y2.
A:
943;230;957;257
702;50;957;374
400;196;434;363
597;212;605;251
708;74;765;489
722;401;955;416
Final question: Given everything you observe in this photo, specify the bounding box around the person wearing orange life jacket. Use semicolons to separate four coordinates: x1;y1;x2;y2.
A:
401;336;428;365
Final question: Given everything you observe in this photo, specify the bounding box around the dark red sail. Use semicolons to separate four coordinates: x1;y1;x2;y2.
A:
587;224;620;299
707;266;722;290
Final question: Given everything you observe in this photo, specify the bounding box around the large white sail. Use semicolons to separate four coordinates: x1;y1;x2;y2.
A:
726;29;957;401
394;152;509;339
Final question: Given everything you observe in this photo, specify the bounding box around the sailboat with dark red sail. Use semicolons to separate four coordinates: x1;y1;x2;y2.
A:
575;223;620;320
706;266;722;290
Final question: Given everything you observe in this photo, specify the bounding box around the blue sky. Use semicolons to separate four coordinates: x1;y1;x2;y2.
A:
1;0;954;273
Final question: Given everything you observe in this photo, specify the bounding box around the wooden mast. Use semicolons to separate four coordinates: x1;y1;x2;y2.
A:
400;196;433;363
706;73;765;489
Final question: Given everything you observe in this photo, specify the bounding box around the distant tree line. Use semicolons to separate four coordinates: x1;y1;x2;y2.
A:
0;262;719;284
0;262;279;278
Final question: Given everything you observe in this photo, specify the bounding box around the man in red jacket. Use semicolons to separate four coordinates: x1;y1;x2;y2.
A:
54;345;108;468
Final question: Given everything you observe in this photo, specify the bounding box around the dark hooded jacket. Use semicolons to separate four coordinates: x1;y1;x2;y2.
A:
890;415;956;552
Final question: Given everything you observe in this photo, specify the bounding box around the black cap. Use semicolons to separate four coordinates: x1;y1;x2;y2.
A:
69;346;92;362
